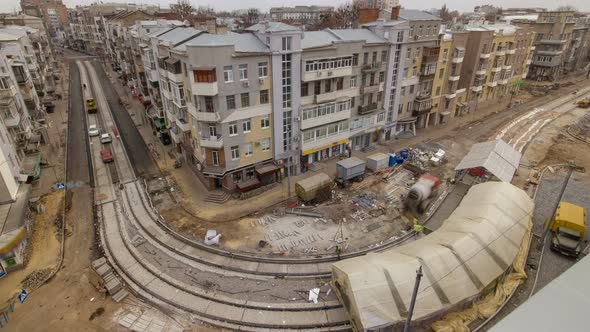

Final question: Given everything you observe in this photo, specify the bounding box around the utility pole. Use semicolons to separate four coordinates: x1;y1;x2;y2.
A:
404;265;423;332
541;161;576;243
286;155;291;199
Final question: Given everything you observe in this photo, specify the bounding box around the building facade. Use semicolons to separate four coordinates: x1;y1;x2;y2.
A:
269;6;334;26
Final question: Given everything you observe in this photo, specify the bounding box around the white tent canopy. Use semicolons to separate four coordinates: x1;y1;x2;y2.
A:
332;182;533;331
454;140;521;183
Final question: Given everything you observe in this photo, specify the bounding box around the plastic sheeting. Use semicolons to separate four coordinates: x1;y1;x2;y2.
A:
454;140;521;183
332;182;533;331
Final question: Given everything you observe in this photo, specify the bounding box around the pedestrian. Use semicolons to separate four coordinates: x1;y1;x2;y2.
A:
335;245;341;260
346;144;352;158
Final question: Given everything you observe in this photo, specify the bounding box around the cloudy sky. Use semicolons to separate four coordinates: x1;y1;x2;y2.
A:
1;0;589;15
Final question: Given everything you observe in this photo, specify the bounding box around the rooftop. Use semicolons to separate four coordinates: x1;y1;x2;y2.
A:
399;9;442;21
177;32;269;53
464;23;519;35
301;28;388;49
156;27;203;45
246;21;301;33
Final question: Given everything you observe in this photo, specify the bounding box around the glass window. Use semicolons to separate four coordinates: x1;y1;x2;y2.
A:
223;65;233;82
381;50;388;62
261;138;270;151
337;77;343;90
205;96;214;112
301;83;308;96
350;76;357;87
244;144;252;157
282;36;292;51
352;53;358;66
226;95;235;110
231;146;240;160
363;52;368;65
243;119;251;133
229;122;238;136
260;90;269;104
238;64;248;80
258;62;268;78
379;71;385;83
261;115;270;129
241;92;250;107
314;81;321;95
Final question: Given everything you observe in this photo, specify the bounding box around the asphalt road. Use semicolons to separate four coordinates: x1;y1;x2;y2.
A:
90;60;160;179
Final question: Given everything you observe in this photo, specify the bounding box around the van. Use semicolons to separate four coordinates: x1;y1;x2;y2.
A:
550;201;587;257
100;133;112;144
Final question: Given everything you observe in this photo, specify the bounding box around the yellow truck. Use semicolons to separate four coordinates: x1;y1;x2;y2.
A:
550;202;587;257
86;97;97;114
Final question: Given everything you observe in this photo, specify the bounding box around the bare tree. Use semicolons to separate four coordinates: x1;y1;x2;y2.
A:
172;0;194;21
333;2;361;29
243;8;260;26
556;5;578;12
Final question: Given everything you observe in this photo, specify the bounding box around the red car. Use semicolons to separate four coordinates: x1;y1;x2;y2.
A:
100;149;114;163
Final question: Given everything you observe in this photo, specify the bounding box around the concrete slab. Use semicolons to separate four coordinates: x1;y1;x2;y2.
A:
205;301;245;322
170;289;210;312
286;263;321;275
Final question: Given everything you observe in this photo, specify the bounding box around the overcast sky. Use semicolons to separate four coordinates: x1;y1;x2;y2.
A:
1;0;589;15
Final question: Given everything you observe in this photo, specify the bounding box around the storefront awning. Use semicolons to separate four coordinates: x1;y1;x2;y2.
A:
256;164;279;175
236;178;262;192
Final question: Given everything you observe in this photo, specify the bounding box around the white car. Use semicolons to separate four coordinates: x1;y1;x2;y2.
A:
88;124;100;137
100;133;112;144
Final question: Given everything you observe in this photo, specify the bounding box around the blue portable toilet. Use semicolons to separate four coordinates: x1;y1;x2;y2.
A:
399;149;409;160
388;154;397;166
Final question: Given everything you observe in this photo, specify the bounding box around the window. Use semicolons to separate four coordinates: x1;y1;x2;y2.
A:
381;50;388;62
243;119;251;133
378;112;385;122
301;83;309;96
361;74;366;86
412;68;417;76
409;85;414;94
282;54;292;108
406;48;411;59
223;65;233;82
261;138;270;151
314;81;321;95
325;79;331;93
435;86;441;96
261;115;270;129
211;150;220;166
401;87;405;96
370;73;376;85
363;52;368;65
194;70;216;83
350;76;357;87
337;77;343;90
0;77;10;89
398;103;403;114
229;122;238;136
397;31;404;42
238;64;248;80
241;92;250;107
12;66;26;83
258;62;268;78
379;71;384;83
244;144;252;157
260;90;269;104
352;53;359;66
226;95;236;110
231;146;240;160
283;110;292;151
282;36;292;51
439;68;444;79
377;92;383;102
209;126;217;137
205;96;214;112
372;52;377;64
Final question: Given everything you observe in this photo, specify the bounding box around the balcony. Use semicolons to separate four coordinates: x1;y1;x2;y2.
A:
452;56;464;64
498;79;508;85
302;66;353;82
471;85;483;92
361;62;382;73
360;82;383;94
480;52;491;59
491;66;502;73
0;85;17;99
536;50;562;56
167;71;184;83
420;64;437;76
3;112;21;128
316;87;360;104
412;98;432;116
358;103;378;115
475;68;488;76
448;75;460;81
526;59;532;65
302;108;351;130
200;135;224;149
191;81;218;96
487;81;497;87
189;104;221;122
540;39;567;45
530;46;536;51
445;93;456;99
532;57;561;67
502;65;512;71
456;88;467;94
506;49;516;55
495;50;506;56
177;118;191;132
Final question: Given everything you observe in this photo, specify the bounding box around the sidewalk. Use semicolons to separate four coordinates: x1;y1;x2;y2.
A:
106;62;590;222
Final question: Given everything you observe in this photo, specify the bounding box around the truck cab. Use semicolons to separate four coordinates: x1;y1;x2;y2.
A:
86;97;97;113
550;202;587;257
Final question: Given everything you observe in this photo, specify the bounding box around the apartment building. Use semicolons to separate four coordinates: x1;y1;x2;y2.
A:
354;0;400;10
21;0;69;36
429;31;468;126
460;24;534;111
269;6;334;25
396;9;442;134
513;11;575;81
564;21;590;72
104;11;157;65
168;32;276;191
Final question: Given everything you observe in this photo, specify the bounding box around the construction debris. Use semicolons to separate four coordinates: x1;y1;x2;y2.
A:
204;230;221;246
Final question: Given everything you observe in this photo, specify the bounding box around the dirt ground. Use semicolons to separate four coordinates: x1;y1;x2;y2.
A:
0;191;63;303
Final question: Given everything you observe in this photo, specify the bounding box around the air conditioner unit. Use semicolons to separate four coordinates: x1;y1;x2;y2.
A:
328;71;333;76
258;78;265;84
295;116;301;121
414;35;419;41
316;72;322;77
242;80;250;87
255;141;261;147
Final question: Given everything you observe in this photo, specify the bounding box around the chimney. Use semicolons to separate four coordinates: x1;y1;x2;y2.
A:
358;8;380;25
391;6;401;21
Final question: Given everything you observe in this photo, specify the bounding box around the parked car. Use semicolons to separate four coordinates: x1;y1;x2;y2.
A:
100;149;114;163
86;97;97;113
100;133;112;144
88;124;100;137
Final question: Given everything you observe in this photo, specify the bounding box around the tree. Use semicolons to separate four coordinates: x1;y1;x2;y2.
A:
172;0;194;21
333;2;361;29
556;5;578;12
440;4;451;22
243;8;260;27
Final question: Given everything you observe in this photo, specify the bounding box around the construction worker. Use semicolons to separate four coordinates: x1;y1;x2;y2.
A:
335;245;342;260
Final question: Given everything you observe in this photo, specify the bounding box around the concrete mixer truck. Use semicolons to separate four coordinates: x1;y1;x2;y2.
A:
404;173;440;214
